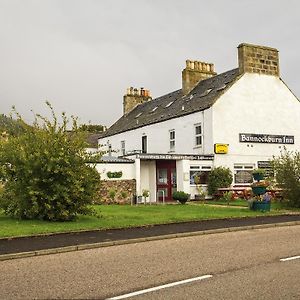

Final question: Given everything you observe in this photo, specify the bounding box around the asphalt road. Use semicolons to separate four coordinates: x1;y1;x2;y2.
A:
0;225;299;299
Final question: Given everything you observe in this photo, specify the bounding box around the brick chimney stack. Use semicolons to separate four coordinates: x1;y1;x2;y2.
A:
182;60;217;95
238;43;279;76
123;87;152;115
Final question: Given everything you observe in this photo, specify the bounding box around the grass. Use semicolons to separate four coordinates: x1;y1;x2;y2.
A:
0;203;291;238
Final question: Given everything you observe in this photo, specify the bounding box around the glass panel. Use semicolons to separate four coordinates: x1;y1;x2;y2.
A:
195;125;201;135
157;169;168;184
190;171;210;184
196;136;202;146
171;169;177;186
234;170;253;184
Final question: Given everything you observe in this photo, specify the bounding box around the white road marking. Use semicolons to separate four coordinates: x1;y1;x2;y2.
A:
280;255;300;262
108;274;213;299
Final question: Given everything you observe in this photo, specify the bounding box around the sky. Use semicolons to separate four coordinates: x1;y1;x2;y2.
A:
0;0;299;127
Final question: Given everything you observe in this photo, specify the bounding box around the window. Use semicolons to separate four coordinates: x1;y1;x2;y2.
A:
195;124;202;146
135;112;142;118
121;141;125;156
142;136;147;153
151;106;158;112
190;166;212;185
165;101;174;108
169;130;175;151
234;164;254;184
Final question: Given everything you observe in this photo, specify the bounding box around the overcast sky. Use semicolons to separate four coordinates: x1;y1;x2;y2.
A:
0;0;299;127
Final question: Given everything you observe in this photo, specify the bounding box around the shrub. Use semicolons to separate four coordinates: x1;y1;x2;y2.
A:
107;171;123;178
172;191;190;204
272;150;300;208
108;189;116;202
208;167;233;195
0;103;101;221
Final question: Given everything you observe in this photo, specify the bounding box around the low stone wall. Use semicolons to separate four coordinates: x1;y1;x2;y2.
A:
96;179;136;204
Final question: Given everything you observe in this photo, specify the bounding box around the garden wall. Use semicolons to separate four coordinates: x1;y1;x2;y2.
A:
96;179;136;204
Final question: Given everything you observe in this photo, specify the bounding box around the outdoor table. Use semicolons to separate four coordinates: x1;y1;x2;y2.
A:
217;187;251;200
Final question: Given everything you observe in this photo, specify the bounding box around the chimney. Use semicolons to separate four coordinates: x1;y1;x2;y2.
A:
123;87;152;114
238;43;279;76
182;60;217;95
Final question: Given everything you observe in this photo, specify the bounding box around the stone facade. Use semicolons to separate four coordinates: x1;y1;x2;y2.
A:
182;60;217;95
238;43;279;76
123;87;152;115
96;179;136;204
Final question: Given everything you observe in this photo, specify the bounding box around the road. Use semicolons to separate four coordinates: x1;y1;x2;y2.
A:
0;225;299;299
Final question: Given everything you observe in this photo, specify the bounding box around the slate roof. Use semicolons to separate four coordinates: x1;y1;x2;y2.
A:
86;133;105;148
100;156;135;163
102;68;241;138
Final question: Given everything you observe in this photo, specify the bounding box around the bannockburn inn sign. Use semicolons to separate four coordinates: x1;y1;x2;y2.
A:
239;133;294;144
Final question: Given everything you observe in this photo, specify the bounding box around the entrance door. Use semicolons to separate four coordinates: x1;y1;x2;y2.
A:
156;160;177;201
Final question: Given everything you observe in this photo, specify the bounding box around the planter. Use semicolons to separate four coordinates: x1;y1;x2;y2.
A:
252;201;271;212
252;186;267;195
253;173;264;181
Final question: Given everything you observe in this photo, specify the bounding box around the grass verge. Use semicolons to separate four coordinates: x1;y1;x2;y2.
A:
0;203;291;238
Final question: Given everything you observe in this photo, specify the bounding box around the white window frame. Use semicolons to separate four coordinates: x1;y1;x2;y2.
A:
190;165;212;185
194;123;203;147
169;129;175;152
234;164;254;185
121;140;125;156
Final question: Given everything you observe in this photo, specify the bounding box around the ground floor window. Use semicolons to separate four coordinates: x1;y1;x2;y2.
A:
190;165;211;185
234;164;254;184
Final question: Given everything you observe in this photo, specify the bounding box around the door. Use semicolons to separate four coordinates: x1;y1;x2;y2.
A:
156;160;177;201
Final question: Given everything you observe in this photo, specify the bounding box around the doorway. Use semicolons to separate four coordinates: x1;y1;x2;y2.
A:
156;160;177;201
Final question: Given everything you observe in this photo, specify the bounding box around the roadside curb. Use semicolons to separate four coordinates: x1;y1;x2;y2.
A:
1;221;299;262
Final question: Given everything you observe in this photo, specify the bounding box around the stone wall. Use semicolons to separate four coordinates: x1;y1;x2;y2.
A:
238;43;279;76
96;179;136;204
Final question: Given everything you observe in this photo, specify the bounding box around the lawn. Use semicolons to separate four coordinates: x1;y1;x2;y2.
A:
0;203;289;238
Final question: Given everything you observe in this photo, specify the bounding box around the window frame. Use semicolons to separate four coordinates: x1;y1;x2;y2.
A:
121;140;125;156
169;129;175;152
194;123;203;147
142;135;147;153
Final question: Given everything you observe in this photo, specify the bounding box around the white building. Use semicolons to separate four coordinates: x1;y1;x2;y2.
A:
98;43;300;202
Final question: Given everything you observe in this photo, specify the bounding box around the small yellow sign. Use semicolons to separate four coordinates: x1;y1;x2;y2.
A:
214;143;228;154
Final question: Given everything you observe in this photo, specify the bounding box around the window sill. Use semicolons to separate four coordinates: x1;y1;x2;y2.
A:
193;145;202;149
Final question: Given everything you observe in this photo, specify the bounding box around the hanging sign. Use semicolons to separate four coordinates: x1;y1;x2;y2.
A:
214;144;228;154
239;133;294;144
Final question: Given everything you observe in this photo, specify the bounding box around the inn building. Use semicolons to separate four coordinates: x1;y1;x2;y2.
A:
97;43;300;202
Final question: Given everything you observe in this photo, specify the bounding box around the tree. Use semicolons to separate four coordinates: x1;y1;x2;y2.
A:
207;167;233;195
0;103;101;221
79;124;104;133
272;149;300;208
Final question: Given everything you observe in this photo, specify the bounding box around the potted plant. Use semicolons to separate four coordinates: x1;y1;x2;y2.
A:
142;189;150;204
172;191;190;204
251;180;269;195
252;168;265;181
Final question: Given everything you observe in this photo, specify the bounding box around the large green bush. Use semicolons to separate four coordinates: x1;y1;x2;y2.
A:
0;103;101;221
272;150;300;208
208;167;233;195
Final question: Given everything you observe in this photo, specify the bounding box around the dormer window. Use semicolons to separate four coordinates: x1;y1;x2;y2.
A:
200;89;212;97
165;101;174;108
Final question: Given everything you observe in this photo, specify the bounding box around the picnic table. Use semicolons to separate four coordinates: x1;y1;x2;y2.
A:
217;187;252;200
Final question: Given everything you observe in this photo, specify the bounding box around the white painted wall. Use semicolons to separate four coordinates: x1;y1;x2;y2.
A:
212;73;300;170
98;109;213;156
95;163;135;180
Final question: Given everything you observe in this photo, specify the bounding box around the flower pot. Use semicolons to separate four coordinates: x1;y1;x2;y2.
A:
253;173;264;181
252;201;271;212
252;186;267;195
